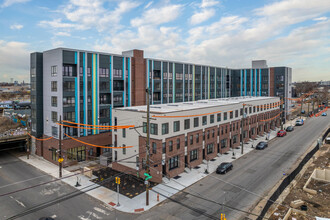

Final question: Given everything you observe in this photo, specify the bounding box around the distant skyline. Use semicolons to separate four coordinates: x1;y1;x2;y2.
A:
0;0;329;82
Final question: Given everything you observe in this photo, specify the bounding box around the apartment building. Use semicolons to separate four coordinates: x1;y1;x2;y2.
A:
112;96;280;183
30;48;290;166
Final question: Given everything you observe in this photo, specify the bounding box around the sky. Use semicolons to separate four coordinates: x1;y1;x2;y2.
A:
0;0;329;83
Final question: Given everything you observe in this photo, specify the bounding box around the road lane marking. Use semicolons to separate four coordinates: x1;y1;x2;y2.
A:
9;196;26;208
93;207;110;215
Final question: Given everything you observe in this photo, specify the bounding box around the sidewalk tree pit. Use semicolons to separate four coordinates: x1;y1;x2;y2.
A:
91;167;158;198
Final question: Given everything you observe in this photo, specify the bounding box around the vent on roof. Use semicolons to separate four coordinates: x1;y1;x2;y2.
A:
129;108;139;111
151;106;162;109
183;102;194;105
197;101;208;103
167;104;179;107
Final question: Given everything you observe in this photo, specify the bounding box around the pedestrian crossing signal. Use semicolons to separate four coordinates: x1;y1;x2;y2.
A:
115;177;121;185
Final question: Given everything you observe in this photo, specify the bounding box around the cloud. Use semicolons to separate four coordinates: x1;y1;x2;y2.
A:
190;0;219;25
10;24;23;30
131;4;182;27
313;16;327;21
1;0;29;8
190;8;215;25
55;32;71;37
144;1;153;9
39;0;140;32
0;40;30;82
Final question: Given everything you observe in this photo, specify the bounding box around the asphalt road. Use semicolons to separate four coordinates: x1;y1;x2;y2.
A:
133;115;330;220
0;151;133;220
0;115;328;220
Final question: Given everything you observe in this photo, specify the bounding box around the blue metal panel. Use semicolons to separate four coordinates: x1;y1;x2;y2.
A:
161;61;163;104
240;69;243;96
110;56;112;126
259;69;262;96
255;69;257;96
122;57;125;106
83;53;86;136
251;69;253;96
152;60;154;104
244;69;247;96
75;77;78;123
172;63;175;103
127;57;130;107
74;52;77;64
147;60;150;89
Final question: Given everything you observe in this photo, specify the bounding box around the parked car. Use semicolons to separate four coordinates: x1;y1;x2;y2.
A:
216;162;233;174
256;141;268;150
322;112;327;116
301;110;305;114
295;119;304;126
277;130;287;137
286;126;294;132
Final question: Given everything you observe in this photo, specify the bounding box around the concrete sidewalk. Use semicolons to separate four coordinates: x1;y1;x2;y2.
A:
19;123;294;213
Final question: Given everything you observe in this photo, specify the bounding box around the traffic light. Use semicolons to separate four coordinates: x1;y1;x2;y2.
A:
115;177;121;185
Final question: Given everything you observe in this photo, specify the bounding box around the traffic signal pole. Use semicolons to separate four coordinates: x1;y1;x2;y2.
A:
59;115;62;178
146;88;150;206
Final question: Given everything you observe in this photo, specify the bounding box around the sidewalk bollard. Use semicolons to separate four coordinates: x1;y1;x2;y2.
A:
157;193;159;201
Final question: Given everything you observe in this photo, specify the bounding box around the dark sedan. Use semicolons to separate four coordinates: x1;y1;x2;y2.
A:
216;162;233;174
286;126;294;132
256;141;268;150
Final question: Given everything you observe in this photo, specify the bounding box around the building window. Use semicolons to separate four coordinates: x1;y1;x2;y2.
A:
210;115;214;123
169;155;179;170
235;110;238;118
51;126;58;137
207;143;214;154
162;123;169;135
173;121;180;132
253;106;256;113
63;112;75;122
151;123;158;135
194;117;199;127
212;129;215;138
63;96;75;107
152;142;157;154
122;128;126;138
221;139;227;148
51;66;57;77
190;149;198;162
230;111;233;119
190;135;193;145
207;131;210;139
202;116;207;125
51;81;57;92
99;68;109;77
217;113;221;122
123;145;126;155
143;122;147;133
176;138;180;149
224;112;227;120
63;81;75;92
196;133;199;143
184;119;190;130
51;111;57;122
169;141;173;152
162;142;166;153
51;96;57;107
233;135;237;144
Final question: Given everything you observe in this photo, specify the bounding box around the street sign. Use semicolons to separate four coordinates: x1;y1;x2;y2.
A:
144;180;148;185
58;158;64;163
144;173;152;181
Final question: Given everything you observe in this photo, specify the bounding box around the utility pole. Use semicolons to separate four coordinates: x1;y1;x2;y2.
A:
300;98;303;119
26;120;31;159
146;88;150;206
241;104;245;155
280;97;283;130
307;102;310;117
59;115;62;178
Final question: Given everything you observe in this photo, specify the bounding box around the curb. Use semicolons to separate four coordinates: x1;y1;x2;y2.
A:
134;208;144;212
